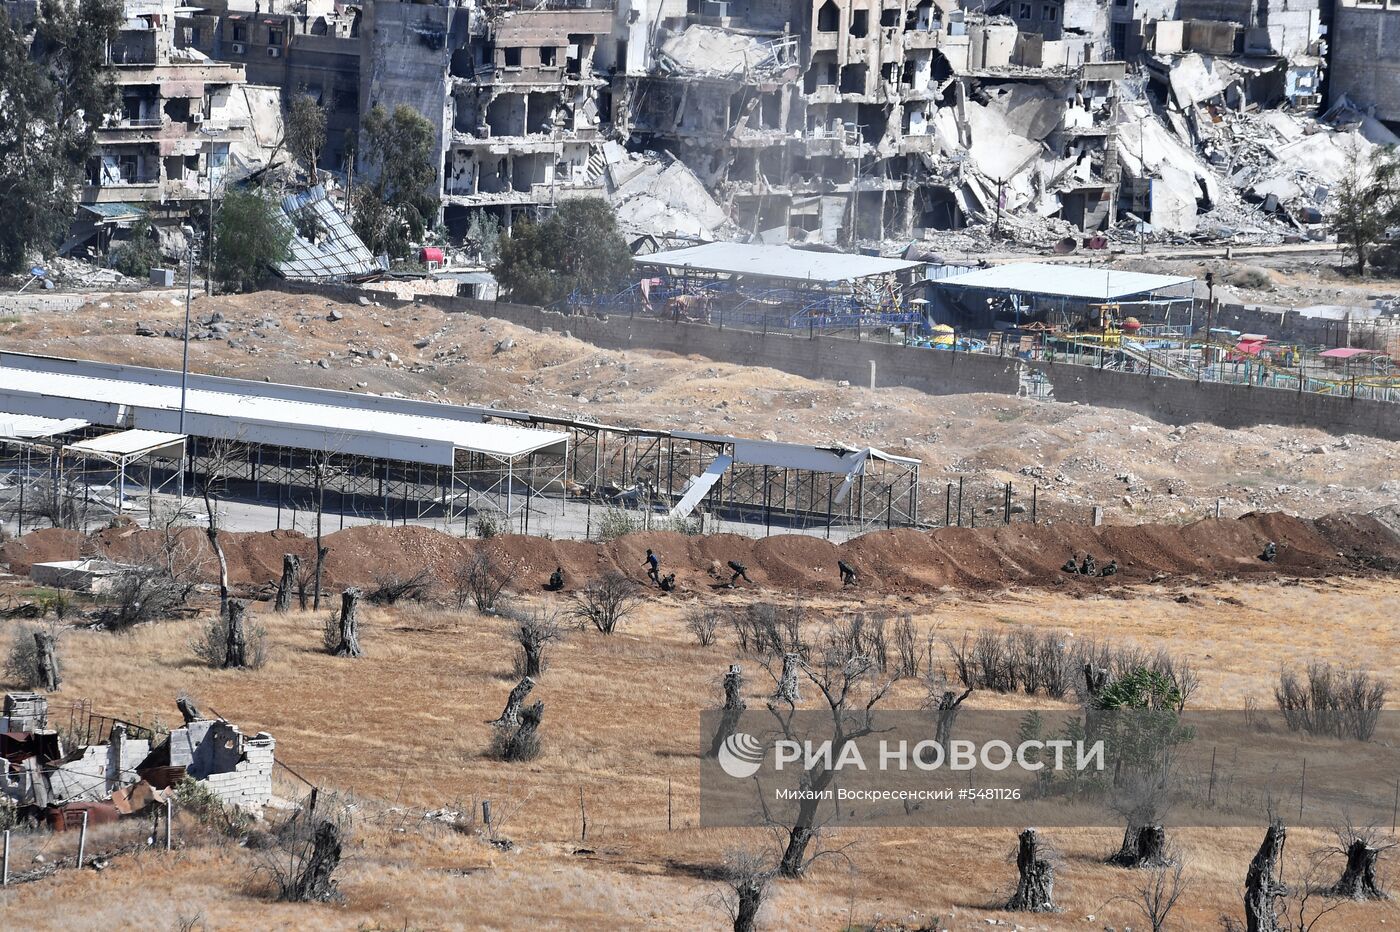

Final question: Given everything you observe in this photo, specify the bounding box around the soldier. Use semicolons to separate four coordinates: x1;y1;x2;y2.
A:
1260;541;1277;563
838;560;857;587
1061;553;1080;574
727;560;753;587
546;566;564;591
1100;559;1118;578
644;548;661;585
659;572;677;592
1080;553;1097;576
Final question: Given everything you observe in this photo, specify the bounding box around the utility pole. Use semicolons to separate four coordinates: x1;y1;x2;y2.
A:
180;226;195;436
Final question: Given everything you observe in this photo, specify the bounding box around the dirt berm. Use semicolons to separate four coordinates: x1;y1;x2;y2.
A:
5;508;1400;599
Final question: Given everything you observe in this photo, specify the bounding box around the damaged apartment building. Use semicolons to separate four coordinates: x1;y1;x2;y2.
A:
192;0;1363;251
77;0;285;250
622;0;1131;240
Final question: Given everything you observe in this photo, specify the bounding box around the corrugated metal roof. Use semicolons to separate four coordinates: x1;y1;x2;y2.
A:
0;366;567;464
933;262;1196;300
0;414;90;440
67;429;186;459
635;242;923;284
274;185;380;282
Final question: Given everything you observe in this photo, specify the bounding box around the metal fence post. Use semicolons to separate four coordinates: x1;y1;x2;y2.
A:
77;810;88;868
3;828;9;885
166;796;173;851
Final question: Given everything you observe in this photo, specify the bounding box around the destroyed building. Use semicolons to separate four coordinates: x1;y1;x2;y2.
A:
139;0;1377;253
1;694;277;821
175;0;363;170
1328;0;1400;130
75;0;286;252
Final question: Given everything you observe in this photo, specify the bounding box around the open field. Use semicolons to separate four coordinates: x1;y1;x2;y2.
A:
1;563;1399;930
2;288;1399;527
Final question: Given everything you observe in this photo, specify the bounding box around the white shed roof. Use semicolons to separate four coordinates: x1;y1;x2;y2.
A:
933;262;1195;300
0;414;90;440
0;366;567;466
67;429;187;459
636;242;923;283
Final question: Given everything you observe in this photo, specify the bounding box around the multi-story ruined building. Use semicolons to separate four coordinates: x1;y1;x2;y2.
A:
175;0;362;170
1329;0;1400;129
86;0;283;212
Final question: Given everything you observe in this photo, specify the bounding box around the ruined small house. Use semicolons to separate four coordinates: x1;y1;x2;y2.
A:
1;694;276;823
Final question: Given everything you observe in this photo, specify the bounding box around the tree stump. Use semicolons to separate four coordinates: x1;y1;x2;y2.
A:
285;820;342;902
176;696;203;723
275;554;299;613
33;631;59;691
710;664;747;757
774;652;801;704
934;687;972;750
1244;820;1288;932
1112;823;1169;868
333;588;362;657
223;599;249;669
489;676;535;727
1331;838;1385;900
502;700;543;761
1007;828;1056;912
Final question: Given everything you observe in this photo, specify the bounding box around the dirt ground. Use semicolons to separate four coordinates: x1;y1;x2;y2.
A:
4;287;1400;528
0;569;1397;930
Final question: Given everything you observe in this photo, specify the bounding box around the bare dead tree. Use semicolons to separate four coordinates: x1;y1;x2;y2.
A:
488;676;535;727
717;848;776;932
224;598;249;669
1007;827;1057;912
366;568;433;605
509;610;562;678
568;571;643;634
196;439;247;621
275;554;299;613
685;607;724;647
924;677;972;750
457;548;513;613
1245;820;1289;932
1120;853;1189;932
326;588;362;657
708;664;747;757
1327;824;1393;901
764;628;893;878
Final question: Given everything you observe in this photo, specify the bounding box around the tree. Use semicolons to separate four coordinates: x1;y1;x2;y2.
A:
494;198;633;305
354;103;437;258
285;93;328;175
1329;143;1400;276
763;630;894;878
0;0;122;273
213;188;292;292
568;571;643;634
464;209;501;265
108;218;161;278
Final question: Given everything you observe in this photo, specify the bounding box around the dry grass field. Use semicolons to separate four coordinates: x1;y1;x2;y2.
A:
2;574;1399;930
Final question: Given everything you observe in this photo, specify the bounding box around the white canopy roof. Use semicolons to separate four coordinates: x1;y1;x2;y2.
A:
67;429;187;460
933;262;1195;300
636;242;923;284
0;413;90;440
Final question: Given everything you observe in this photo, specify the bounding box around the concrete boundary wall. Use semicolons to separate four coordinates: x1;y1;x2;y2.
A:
274;282;1400;441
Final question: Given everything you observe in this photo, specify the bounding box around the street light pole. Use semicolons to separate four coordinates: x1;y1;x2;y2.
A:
180;226;194;435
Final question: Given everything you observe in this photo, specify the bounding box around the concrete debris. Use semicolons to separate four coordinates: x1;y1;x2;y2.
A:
655;26;798;81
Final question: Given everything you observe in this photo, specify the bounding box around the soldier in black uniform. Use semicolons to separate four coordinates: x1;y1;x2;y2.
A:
838;560;857;587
